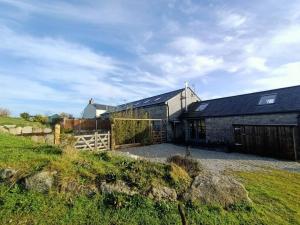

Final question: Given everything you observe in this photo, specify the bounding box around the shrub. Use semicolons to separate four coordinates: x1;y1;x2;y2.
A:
0;108;10;117
60;133;76;149
103;193;129;209
33;114;48;124
167;155;202;177
20;112;30;120
165;163;191;192
98;152;112;162
111;108;151;145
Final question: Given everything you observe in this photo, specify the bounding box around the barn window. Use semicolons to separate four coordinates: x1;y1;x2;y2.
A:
196;103;209;111
258;94;277;105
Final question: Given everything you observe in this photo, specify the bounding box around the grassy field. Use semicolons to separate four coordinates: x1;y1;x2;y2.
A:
0;132;299;225
0;116;46;128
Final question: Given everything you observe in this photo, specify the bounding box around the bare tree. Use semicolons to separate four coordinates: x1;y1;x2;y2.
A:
0;108;11;117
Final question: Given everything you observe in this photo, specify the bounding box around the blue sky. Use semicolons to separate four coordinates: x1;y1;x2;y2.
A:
0;0;300;116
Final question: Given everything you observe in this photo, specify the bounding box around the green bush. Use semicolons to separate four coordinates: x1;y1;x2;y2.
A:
33;114;48;124
111;108;152;145
20;112;30;120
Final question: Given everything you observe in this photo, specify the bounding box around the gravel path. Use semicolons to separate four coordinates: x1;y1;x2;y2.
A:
120;144;300;173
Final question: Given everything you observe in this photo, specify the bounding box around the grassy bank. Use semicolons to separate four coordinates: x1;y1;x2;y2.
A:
0;116;46;128
0;133;299;225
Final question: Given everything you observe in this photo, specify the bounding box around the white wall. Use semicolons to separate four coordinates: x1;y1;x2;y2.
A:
96;109;106;117
82;104;96;119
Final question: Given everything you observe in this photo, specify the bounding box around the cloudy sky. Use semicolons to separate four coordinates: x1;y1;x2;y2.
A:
0;0;300;116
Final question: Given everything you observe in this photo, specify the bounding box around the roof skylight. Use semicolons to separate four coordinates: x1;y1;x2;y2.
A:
196;103;209;111
144;99;150;104
258;94;277;105
154;97;161;101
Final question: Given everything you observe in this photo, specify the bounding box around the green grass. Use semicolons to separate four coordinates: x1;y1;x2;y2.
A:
0;116;46;128
0;132;299;225
237;170;300;225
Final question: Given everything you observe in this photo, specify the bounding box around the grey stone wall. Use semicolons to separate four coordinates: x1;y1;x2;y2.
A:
0;125;54;144
185;113;299;144
142;105;168;120
167;88;200;121
206;113;299;144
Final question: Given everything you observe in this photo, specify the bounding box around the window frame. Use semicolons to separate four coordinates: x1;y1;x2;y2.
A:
195;103;209;111
258;94;277;105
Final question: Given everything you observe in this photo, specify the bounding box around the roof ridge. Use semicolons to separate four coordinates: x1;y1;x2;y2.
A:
118;88;185;106
200;85;300;102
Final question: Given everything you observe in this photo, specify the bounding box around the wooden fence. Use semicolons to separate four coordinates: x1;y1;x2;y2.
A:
61;118;111;131
233;124;299;160
74;132;110;151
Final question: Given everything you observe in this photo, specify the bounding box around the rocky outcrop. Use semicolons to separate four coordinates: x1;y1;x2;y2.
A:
0;168;17;182
183;172;251;208
99;180;137;196
148;186;177;201
25;171;57;193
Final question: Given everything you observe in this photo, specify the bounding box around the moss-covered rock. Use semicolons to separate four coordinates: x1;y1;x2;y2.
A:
183;171;251;208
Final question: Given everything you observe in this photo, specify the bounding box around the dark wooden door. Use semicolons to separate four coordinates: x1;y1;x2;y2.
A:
233;124;298;160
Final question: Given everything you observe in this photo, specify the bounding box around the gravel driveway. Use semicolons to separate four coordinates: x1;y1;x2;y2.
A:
120;144;300;173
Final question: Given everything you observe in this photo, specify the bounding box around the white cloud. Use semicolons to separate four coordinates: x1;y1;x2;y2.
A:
0;26;117;71
245;57;269;72
218;12;247;29
271;25;300;45
255;62;300;89
0;25;179;115
144;53;224;80
0;0;142;25
169;36;206;54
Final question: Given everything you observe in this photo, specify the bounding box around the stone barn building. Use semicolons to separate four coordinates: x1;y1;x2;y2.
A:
182;85;300;146
117;87;200;141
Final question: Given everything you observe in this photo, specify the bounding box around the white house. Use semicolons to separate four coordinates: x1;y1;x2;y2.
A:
82;99;115;119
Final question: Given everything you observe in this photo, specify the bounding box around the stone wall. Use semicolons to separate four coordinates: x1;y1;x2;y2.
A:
141;105;167;120
205;113;299;144
185;113;299;144
167;88;200;121
0;125;54;144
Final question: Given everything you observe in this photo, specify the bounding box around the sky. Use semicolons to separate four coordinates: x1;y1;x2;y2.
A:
0;0;300;117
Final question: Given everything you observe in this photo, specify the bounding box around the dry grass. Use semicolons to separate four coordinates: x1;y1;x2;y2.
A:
167;155;202;177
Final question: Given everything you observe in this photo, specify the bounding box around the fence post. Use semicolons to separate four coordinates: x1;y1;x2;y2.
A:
54;124;61;145
108;131;111;150
95;131;98;150
111;124;115;150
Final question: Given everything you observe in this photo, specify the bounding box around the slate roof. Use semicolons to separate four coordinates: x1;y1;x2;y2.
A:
117;88;186;111
183;85;300;118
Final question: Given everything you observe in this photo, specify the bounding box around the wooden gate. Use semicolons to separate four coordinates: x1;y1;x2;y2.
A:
233;124;299;160
74;132;110;151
